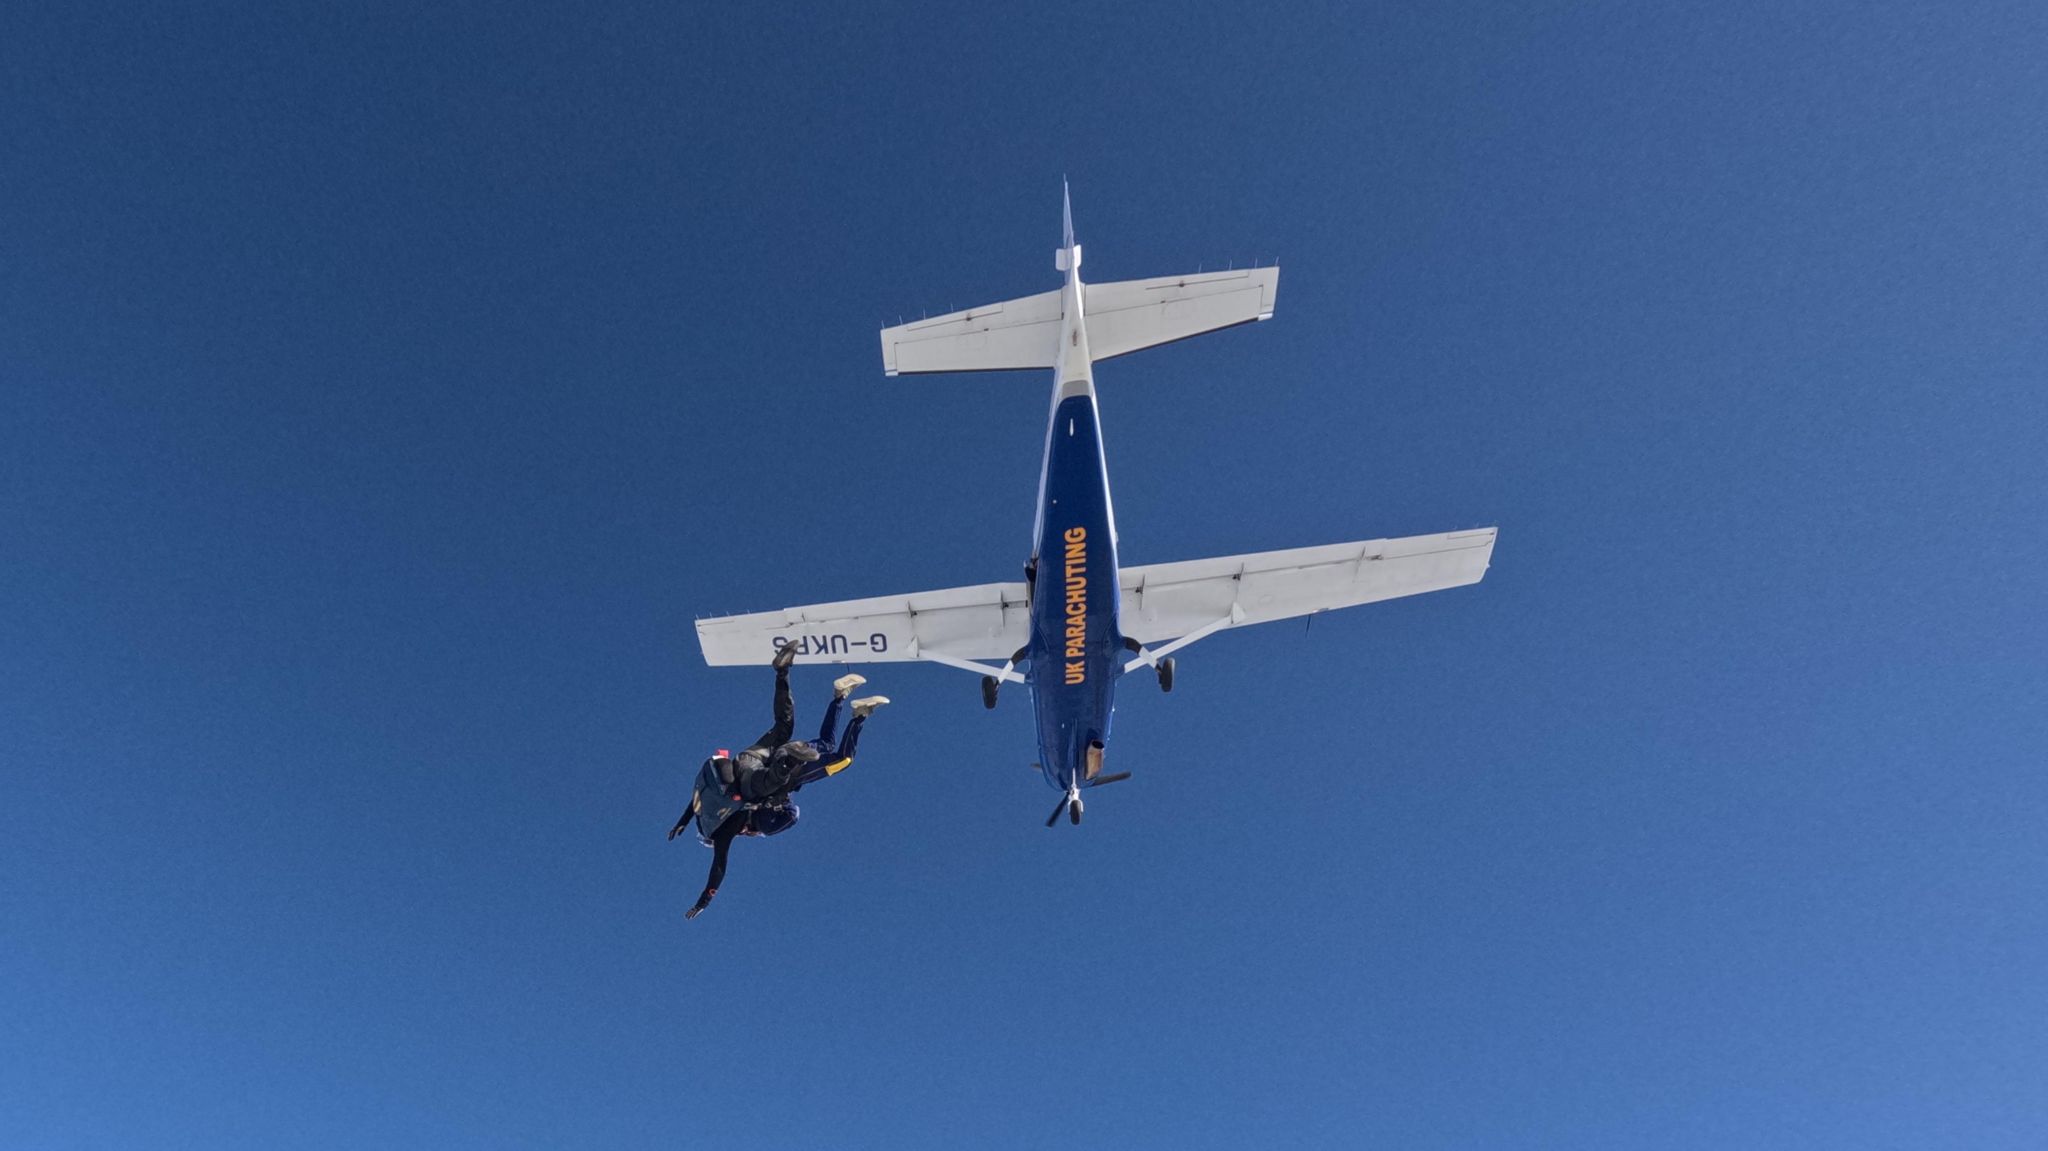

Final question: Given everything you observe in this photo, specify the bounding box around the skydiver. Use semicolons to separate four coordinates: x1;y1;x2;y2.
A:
670;643;889;919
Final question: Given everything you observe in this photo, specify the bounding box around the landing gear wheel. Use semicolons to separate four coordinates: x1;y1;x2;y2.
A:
1069;797;1083;825
981;675;998;710
1157;656;1175;693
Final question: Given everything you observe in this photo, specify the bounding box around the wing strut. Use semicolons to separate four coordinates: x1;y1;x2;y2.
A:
1122;604;1245;671
913;643;1026;684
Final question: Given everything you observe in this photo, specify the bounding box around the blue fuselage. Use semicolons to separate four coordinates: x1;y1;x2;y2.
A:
1028;391;1123;791
1026;254;1125;793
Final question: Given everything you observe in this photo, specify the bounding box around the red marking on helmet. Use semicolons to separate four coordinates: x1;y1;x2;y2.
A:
715;748;730;758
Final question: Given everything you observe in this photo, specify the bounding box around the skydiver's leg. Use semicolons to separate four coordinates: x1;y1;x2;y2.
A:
830;697;889;762
795;697;887;786
816;693;842;747
831;714;867;761
745;741;820;802
748;662;797;753
791;742;845;790
790;729;856;790
686;820;739;920
817;674;864;745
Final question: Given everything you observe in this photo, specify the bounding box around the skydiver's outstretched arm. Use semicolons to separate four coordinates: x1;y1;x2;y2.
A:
667;790;700;841
685;822;738;920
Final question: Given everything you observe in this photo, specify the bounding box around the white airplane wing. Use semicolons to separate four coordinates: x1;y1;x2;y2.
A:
698;526;1493;676
1084;267;1279;362
696;581;1032;675
1118;527;1497;651
879;290;1064;376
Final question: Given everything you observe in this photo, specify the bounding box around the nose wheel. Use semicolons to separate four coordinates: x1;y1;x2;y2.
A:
1045;785;1084;827
1038;773;1128;826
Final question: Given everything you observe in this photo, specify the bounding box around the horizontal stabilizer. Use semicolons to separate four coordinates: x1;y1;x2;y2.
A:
879;290;1064;376
1084;267;1279;362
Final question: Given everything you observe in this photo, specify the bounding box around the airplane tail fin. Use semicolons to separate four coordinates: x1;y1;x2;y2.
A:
1056;179;1080;273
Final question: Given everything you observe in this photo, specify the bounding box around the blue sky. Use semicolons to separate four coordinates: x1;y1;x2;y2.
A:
3;2;2045;1147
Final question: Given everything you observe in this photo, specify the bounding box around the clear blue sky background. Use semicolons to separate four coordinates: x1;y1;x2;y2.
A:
4;2;2044;1147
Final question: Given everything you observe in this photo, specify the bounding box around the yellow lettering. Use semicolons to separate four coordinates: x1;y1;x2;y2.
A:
1056;525;1090;683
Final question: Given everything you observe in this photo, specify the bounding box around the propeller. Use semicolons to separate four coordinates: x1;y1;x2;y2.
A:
1042;773;1135;825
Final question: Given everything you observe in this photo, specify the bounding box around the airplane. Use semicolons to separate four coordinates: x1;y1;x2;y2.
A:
696;187;1497;827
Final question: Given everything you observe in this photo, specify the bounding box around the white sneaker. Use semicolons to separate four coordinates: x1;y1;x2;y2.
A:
833;674;867;698
849;695;890;720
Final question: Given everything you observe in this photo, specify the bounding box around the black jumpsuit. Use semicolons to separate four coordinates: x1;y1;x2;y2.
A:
679;659;818;919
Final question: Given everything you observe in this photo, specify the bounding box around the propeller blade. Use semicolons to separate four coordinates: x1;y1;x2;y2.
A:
1046;797;1067;827
1091;772;1132;787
